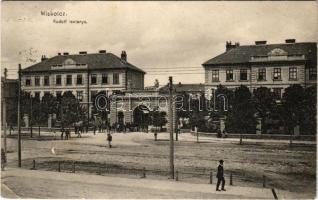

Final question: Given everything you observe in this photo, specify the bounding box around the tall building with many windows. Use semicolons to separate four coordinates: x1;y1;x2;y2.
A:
203;39;317;99
21;50;145;101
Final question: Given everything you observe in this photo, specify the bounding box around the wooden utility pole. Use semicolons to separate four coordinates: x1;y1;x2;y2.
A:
3;68;8;154
168;76;174;179
30;95;33;138
86;68;90;132
18;64;22;167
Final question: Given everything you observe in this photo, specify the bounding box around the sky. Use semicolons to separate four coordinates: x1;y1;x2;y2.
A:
1;1;317;86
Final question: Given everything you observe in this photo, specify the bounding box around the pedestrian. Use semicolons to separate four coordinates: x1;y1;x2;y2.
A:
1;148;6;171
216;160;226;191
107;133;112;148
217;130;222;138
61;127;65;140
222;130;228;138
65;129;70;140
93;125;96;135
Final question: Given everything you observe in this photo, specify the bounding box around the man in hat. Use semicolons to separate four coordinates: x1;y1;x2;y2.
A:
216;160;226;191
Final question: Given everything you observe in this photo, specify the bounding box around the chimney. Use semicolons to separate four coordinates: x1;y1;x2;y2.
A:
63;52;69;55
57;53;61;56
79;51;87;54
226;41;240;51
255;41;267;45
99;50;106;54
285;39;296;43
41;55;48;61
121;51;127;61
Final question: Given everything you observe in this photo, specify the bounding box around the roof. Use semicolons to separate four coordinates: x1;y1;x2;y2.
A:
21;53;146;73
202;42;317;66
159;83;205;94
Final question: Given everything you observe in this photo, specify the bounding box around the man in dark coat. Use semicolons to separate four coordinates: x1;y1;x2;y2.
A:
107;133;112;148
216;160;226;191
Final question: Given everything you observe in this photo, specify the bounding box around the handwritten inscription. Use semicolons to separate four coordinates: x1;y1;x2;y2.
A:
41;10;87;25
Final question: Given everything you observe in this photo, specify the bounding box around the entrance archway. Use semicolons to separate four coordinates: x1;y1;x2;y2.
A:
133;105;150;131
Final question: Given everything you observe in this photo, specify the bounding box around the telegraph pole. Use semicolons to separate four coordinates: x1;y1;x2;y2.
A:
3;68;8;154
168;76;174;179
18;64;22;167
30;94;33;138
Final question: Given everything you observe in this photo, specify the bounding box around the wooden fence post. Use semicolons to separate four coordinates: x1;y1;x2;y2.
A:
58;161;61;172
230;172;233;185
98;166;102;175
72;162;75;173
141;167;146;178
209;171;213;184
175;170;179;181
32;160;36;170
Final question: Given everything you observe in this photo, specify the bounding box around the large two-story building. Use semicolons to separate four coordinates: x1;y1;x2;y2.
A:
203;39;317;99
21;50;145;101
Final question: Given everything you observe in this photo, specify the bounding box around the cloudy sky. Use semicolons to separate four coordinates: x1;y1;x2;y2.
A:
2;1;317;86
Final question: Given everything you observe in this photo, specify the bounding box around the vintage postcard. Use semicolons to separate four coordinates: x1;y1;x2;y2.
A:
1;1;317;199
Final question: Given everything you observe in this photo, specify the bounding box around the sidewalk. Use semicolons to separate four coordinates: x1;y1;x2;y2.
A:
1;167;277;199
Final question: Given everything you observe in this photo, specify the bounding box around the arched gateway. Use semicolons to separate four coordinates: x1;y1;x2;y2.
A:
109;90;176;132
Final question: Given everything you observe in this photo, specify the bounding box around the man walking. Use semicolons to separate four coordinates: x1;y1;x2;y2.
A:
216;160;226;191
107;133;112;148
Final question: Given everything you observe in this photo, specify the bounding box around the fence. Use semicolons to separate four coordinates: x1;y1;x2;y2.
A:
28;159;270;189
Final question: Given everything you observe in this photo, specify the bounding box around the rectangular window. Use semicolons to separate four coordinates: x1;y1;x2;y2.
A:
91;74;97;85
240;69;248;81
44;75;50;86
226;69;234;81
66;75;72;85
34;76;40;86
44;91;50;96
258;68;266;81
102;74;108;84
273;68;281;81
76;91;83;102
113;73;120;84
56;75;62;85
212;70;219;82
25;77;31;86
309;68;317;80
273;88;282;99
76;74;83;85
289;67;297;80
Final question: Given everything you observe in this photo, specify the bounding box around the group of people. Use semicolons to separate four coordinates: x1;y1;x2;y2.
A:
60;127;71;140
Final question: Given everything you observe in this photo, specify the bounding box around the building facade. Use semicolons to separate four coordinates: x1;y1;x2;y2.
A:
203;39;317;99
21;50;145;103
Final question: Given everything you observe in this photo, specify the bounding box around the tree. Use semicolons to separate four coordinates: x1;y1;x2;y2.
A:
301;86;317;134
61;91;87;127
41;93;58;125
226;85;257;134
253;87;276;134
281;84;305;134
151;107;167;130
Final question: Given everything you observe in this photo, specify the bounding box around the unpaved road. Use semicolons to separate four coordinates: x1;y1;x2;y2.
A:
3;131;316;198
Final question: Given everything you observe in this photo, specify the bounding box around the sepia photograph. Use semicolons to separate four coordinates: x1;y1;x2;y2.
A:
1;1;317;199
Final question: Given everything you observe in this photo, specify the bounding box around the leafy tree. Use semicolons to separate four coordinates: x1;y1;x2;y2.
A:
281;84;305;134
226;85;257;134
151;106;167;130
301;85;317;134
41;93;58;124
188;92;210;131
61;91;87;127
253;87;276;134
91;91;108;121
